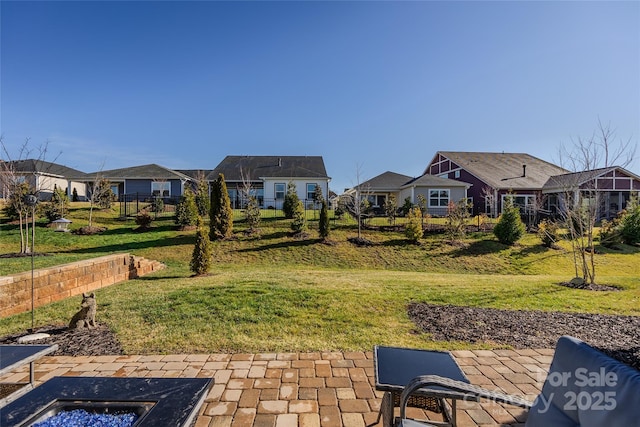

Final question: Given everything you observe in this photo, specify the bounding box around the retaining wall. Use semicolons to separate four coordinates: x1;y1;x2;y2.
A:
0;254;165;317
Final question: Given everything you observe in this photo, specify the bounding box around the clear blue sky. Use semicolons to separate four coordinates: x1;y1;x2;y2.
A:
1;1;638;193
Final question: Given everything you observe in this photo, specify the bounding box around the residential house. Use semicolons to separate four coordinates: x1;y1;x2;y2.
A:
542;166;640;220
0;159;88;201
425;151;569;216
208;156;330;209
87;164;194;202
350;170;470;216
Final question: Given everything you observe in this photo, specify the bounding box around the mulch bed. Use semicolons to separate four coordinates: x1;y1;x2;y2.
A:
408;303;640;370
0;324;124;356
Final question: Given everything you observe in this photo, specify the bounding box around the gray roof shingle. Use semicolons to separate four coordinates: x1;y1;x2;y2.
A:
208;156;328;181
87;164;193;181
4;159;88;180
431;151;568;190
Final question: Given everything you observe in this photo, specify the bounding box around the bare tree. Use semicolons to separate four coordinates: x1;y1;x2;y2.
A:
343;164;372;239
555;120;637;285
0;138;56;254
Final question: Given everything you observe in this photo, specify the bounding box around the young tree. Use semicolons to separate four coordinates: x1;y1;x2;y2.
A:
291;200;306;234
194;171;210;218
190;216;212;276
318;199;330;240
44;185;69;222
556;120;637;284
405;206;423;243
239;167;260;235
283;181;299;219
0;138;55;254
175;187;198;229
244;195;261;235
209;173;233;240
493;198;526;245
94;178;115;209
343;165;372;239
445;199;471;242
384;194;397;225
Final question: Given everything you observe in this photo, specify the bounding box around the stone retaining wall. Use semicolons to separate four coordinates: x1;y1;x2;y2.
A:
0;254;165;317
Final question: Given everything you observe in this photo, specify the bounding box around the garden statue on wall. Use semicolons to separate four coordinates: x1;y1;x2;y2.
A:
68;293;97;329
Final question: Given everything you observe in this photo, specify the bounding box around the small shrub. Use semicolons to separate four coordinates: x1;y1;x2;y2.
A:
190;217;212;275
620;201;640;245
599;217;622;248
151;197;164;213
405;207;423;243
175;188;198;228
445;199;470;241
135;211;153;229
209;173;233;240
537;219;560;248
291;200;306;234
400;197;413;217
283;181;299;219
319;200;330;239
494;201;525;245
244;195;261;234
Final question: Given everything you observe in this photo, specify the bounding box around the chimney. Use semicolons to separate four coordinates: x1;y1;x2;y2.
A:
522;164;527;177
278;158;282;167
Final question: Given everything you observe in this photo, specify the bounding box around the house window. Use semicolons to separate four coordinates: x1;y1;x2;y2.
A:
502;194;535;211
151;181;171;197
429;189;450;207
275;183;285;200
439;174;448;179
306;183;317;201
110;185;119;197
454;170;460;178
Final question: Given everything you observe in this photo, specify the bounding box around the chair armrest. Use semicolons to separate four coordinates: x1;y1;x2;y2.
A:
399;375;534;420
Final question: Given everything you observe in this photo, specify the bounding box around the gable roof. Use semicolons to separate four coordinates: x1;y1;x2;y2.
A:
543;166;640;191
3;159;88;180
87;164;193;181
403;174;470;188
429;151;568;190
209;156;328;182
174;169;212;180
354;171;470;192
356;171;413;191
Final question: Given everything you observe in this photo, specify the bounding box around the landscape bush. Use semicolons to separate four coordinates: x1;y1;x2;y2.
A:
493;201;526;245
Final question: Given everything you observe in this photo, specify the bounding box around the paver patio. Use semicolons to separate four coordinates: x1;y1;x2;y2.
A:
0;348;554;427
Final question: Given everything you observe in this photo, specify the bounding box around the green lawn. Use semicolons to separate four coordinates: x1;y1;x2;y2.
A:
1;203;638;354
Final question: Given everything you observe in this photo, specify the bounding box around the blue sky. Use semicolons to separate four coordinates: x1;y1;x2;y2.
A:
1;1;638;193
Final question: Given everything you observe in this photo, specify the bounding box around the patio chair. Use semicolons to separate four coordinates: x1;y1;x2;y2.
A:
396;374;533;426
396;336;640;427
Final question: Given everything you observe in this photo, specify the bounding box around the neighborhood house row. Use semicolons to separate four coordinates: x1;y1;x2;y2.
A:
2;152;640;220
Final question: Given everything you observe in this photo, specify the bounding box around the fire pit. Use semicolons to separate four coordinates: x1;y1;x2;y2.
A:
0;376;212;427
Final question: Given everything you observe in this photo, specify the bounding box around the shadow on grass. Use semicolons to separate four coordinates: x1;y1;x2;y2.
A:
61;235;194;254
449;239;505;257
236;238;321;252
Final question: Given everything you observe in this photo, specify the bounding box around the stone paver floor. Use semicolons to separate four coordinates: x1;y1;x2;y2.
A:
0;348;554;426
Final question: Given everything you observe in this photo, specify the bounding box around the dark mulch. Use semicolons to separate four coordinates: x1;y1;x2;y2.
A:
408;303;640;370
0;324;124;356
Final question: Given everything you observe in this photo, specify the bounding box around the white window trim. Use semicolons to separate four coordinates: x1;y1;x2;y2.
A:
428;188;450;208
151;181;171;197
275;183;285;200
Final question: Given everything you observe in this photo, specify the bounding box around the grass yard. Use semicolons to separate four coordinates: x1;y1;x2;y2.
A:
1;203;639;354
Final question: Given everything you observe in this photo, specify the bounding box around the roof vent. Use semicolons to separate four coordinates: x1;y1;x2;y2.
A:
522;164;527;177
278;158;282;167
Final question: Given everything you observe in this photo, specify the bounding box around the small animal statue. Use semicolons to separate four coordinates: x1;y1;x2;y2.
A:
68;292;97;329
